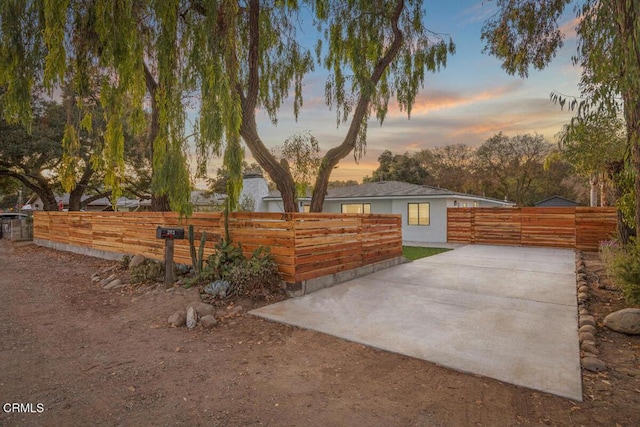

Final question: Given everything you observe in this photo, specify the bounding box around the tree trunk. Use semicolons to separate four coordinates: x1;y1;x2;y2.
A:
309;0;405;212
613;1;640;236
238;0;298;213
144;62;171;212
599;172;608;207
40;190;59;211
589;174;599;207
607;159;635;244
151;194;171;211
68;159;96;211
0;171;59;211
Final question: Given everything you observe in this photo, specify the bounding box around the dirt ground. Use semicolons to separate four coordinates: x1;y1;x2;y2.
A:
0;240;639;426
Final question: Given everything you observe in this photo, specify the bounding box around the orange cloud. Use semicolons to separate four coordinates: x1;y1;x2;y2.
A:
386;82;524;118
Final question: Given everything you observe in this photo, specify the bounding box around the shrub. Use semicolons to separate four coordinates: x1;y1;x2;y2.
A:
192;239;282;300
227;247;282;298
601;238;640;305
130;260;164;284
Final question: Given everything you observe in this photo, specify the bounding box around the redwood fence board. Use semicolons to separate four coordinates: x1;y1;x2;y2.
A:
34;211;402;283
447;207;616;250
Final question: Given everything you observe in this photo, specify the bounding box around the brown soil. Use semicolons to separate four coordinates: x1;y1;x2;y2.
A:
0;240;638;426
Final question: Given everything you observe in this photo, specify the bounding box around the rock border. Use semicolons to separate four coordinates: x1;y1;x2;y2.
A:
576;251;607;372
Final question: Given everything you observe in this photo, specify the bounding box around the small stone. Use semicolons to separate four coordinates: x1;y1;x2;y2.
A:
200;315;217;329
581;342;600;355
581;339;596;348
187;301;216;318
579;324;597;336
578;285;589;294
579;331;595;343
168;310;186;327
579;308;589;316
99;274;117;287
104;279;123;289
603;308;640;335
577;292;589;302
579;315;596;327
129;254;146;269
186;307;197;329
91;275;101;283
582;356;606;372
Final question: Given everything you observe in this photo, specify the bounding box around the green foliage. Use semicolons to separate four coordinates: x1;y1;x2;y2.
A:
188;225;207;274
130;260;164;284
364;150;429;185
480;0;569;78
273;131;321;197
238;194;256;212
474;133;553;206
601;239;640;305
363;138;579;206
481;0;640;232
226;247;282;299
191;239;281;300
402;246;451;261
203;239;245;283
557;114;626;179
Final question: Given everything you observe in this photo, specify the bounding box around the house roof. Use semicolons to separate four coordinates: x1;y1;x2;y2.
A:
266;180;512;205
533;195;581;207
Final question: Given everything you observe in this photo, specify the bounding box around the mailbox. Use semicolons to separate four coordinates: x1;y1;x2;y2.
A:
156;226;185;239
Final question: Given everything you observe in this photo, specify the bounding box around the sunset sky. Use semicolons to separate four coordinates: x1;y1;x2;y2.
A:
199;0;583;184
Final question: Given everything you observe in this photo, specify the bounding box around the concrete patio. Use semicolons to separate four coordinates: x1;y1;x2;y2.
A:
251;244;582;401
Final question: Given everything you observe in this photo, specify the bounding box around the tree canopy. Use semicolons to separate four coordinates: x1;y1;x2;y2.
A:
0;0;455;214
482;0;640;232
364;135;581;206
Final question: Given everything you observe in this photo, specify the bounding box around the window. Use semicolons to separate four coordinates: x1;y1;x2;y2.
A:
408;202;430;225
341;203;371;214
302;204;311;213
473;201;479;208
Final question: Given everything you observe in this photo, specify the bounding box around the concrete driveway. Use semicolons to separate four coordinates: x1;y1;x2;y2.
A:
250;244;582;401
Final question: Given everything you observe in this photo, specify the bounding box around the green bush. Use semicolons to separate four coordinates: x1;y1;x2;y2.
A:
130;259;164;284
192;239;281;299
227;247;282;298
601;239;640;305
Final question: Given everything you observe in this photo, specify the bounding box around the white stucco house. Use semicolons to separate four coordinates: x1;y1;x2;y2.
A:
242;177;513;243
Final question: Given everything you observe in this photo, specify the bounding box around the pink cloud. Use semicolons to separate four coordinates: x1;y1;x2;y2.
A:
386;82;524;118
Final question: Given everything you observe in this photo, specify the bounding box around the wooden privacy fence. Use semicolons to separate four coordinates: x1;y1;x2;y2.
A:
33;211;402;283
447;207;617;251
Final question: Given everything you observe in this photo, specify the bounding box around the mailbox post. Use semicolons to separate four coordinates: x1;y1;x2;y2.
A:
156;227;185;288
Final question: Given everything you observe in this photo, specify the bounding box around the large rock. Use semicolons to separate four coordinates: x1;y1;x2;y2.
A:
187;301;216;318
168;310;186;327
186;307;198;329
129;254;146;269
582;357;606;372
200;315;217;329
603;308;640;335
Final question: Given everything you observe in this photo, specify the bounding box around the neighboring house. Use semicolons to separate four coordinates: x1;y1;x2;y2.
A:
534;195;581;207
27;194;141;211
254;180;513;243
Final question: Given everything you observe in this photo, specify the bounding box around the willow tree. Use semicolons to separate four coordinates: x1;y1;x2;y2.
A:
175;0;454;212
2;0;454;213
0;0;193;214
481;0;640;232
